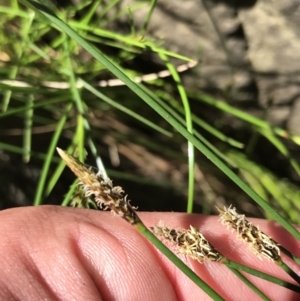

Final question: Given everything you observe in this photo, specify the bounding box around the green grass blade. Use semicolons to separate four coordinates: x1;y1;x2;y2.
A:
33;102;73;205
0;98;69;118
277;259;300;285
79;0;102;25
227;150;300;223
98;0;120;19
258;128;300;177
157;53;195;213
61;179;78;206
226;259;300;292
193;92;300;146
0;4;29;18
79;78;173;137
75;114;86;162
45;144;74;197
0;142;58;162
227;267;271;301
139;85;239;168
164;92;244;148
62;39;107;177
140;0;157;35
68;21;195;62
1;10;35;112
22;94;34;162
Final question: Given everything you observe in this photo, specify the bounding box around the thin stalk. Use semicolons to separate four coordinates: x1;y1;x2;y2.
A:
23;94;34;162
0;98;69;119
78;78;172;137
76;114;86;162
45;151;71;197
193;92;300;146
259;128;300;177
127;6;136;38
202;0;234;77
0;4;28;17
161;91;244;148
45;141;77;198
33;102;73;205
140;0;157;36
98;0;120;19
227;267;271;301
79;0;102;25
150;90;239;168
61;179;78;206
69;20;194;62
1;10;34;112
276;259;300;285
157;52;195;213
280;246;300;265
0;142;60;162
224;259;300;293
63;39;107;178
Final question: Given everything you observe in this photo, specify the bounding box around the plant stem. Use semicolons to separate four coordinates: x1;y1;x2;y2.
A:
228;267;271;301
276;259;300;285
280;246;300;265
223;259;300;293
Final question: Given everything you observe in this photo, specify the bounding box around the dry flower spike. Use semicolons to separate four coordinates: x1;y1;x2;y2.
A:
57;148;139;224
217;205;281;262
152;224;223;263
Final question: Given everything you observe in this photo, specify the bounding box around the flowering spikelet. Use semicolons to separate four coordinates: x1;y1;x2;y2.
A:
57;148;138;224
70;183;93;208
152;224;223;263
217;205;280;261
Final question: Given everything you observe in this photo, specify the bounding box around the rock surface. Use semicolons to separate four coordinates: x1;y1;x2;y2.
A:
120;0;300;134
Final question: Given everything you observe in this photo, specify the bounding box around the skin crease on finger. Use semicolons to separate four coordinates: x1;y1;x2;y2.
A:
0;206;298;301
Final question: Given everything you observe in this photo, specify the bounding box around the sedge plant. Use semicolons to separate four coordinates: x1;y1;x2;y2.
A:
1;0;300;299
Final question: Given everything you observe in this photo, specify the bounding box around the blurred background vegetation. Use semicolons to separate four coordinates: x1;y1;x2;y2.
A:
0;0;300;223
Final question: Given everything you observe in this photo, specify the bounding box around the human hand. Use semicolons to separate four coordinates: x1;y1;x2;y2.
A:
0;206;299;300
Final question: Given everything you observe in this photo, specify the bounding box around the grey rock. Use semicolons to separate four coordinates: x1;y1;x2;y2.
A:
120;0;300;133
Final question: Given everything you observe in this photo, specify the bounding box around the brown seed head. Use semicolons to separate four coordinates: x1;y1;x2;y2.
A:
217;205;281;261
57;148;138;224
152;224;223;263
